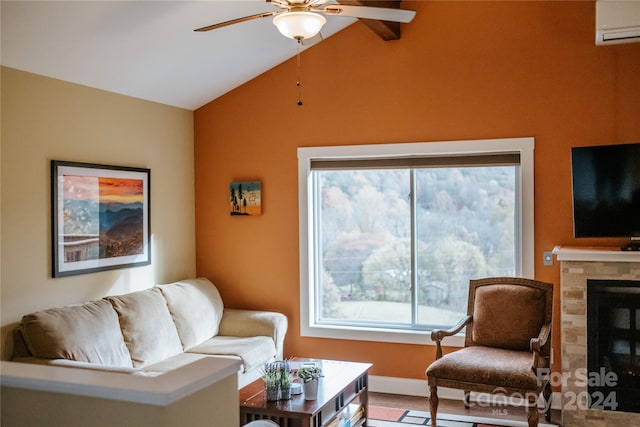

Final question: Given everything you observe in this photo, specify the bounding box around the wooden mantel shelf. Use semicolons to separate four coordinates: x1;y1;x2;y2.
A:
553;246;640;263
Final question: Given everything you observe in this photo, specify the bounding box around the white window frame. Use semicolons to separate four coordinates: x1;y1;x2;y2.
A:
298;137;535;347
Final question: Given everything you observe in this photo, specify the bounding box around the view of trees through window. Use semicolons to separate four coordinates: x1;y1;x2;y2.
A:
315;166;516;330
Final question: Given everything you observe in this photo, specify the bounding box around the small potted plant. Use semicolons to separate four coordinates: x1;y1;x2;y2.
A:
262;361;292;401
297;365;323;400
261;362;280;401
278;360;293;400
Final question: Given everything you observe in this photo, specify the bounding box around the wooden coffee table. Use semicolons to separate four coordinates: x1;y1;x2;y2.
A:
239;358;372;427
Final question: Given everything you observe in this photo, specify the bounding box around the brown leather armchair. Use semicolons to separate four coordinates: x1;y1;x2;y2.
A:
426;277;553;427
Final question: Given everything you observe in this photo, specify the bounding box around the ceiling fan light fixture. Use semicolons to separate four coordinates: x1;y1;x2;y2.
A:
273;11;326;41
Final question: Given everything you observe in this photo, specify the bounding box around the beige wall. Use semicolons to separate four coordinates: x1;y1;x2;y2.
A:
0;67;196;359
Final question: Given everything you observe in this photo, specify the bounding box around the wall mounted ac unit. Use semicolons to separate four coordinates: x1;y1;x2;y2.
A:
596;0;640;45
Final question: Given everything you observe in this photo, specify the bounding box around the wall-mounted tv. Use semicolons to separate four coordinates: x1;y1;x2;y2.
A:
571;142;640;250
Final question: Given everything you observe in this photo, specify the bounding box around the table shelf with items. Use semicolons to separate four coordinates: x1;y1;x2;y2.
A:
327;402;365;427
239;358;372;427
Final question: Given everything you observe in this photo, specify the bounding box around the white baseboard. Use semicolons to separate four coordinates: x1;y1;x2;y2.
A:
369;375;429;397
369;375;562;411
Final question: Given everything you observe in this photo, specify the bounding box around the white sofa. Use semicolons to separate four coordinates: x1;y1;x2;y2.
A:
12;278;287;387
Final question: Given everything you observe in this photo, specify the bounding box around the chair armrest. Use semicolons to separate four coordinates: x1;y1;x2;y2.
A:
530;323;551;353
530;323;551;371
218;309;288;359
430;315;472;359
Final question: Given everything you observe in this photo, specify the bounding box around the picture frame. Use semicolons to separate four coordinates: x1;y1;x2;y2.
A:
230;181;262;216
51;160;151;277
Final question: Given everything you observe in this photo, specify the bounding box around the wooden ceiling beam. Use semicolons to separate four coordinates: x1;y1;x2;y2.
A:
338;0;403;41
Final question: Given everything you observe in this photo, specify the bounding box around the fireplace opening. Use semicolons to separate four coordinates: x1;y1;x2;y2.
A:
587;279;640;413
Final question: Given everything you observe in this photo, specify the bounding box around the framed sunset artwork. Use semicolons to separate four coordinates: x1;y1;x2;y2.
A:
230;181;261;216
51;160;151;277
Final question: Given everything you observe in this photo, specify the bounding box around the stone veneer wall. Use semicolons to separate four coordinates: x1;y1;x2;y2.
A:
560;259;640;427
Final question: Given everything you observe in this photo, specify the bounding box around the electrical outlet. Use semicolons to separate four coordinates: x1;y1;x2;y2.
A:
543;251;554;267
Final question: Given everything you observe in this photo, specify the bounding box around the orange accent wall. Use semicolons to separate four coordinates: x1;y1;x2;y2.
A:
194;1;640;380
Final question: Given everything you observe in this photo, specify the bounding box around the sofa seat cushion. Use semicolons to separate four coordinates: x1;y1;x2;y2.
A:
186;336;276;373
137;353;211;377
107;288;183;368
426;346;542;391
157;278;224;349
19;299;132;367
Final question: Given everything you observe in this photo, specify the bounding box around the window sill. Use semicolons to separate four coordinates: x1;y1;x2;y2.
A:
301;323;465;347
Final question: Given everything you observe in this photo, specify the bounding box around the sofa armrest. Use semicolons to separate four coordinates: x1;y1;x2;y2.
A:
218;309;288;359
12;328;32;359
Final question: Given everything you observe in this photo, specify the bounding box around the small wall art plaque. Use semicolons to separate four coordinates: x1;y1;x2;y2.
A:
230;181;261;216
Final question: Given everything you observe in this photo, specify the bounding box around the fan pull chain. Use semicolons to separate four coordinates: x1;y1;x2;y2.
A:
296;41;303;106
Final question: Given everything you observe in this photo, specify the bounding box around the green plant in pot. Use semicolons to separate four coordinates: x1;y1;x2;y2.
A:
278;360;293;399
262;361;292;401
297;365;322;400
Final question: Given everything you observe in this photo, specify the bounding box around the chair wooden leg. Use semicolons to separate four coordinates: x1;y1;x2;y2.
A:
527;398;539;427
463;390;471;408
429;385;439;427
543;382;552;422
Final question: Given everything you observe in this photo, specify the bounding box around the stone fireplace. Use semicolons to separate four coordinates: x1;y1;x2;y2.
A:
555;246;640;426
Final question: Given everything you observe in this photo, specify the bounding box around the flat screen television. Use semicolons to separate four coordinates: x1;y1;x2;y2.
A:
571;142;640;250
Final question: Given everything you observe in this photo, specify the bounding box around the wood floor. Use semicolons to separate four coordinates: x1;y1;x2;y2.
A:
369;392;562;425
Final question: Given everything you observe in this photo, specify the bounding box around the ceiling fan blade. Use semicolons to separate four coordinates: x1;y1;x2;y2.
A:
194;11;279;32
308;0;334;6
321;4;415;23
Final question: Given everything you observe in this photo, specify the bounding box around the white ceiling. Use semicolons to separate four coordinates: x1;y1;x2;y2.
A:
1;0;355;110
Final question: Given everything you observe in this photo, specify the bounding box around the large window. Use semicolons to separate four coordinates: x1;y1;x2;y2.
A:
298;138;534;345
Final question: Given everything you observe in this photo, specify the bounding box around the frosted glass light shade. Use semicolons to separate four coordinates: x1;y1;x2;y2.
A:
273;12;326;40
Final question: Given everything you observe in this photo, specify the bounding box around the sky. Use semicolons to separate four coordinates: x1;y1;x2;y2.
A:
63;175;143;204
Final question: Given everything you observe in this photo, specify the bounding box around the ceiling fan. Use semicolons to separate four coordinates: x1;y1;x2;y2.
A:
194;0;416;44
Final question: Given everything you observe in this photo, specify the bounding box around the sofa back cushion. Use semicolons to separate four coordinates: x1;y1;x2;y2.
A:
19;299;132;367
157;278;224;349
107;287;183;368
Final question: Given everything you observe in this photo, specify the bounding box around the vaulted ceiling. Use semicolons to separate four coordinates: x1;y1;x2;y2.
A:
1;1;410;110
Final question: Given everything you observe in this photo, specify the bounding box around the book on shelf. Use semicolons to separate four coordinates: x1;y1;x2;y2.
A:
327;403;364;427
